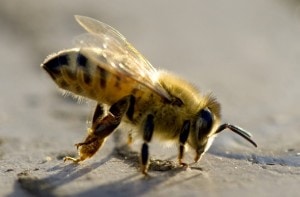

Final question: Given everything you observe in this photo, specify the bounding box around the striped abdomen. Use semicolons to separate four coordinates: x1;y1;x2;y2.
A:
41;48;145;105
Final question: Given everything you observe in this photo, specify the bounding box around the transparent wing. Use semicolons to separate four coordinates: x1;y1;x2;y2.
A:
74;15;171;100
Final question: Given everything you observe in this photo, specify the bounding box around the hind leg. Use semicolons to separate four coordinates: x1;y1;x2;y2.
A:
64;95;134;163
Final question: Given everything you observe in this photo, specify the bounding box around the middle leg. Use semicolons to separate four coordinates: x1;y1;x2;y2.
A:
140;114;155;175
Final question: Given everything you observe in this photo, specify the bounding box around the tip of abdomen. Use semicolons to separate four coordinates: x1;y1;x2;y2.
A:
41;49;76;80
41;48;99;100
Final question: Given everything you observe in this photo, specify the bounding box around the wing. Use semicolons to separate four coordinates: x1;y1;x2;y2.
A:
73;15;171;100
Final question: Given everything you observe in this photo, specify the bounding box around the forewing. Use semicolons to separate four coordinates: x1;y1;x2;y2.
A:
74;15;171;100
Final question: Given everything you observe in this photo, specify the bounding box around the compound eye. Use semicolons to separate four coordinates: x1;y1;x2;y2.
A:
197;108;213;140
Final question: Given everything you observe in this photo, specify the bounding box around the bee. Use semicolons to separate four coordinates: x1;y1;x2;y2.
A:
41;15;257;175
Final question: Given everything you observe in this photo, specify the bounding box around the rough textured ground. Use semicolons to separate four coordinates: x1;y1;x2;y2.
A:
0;0;299;196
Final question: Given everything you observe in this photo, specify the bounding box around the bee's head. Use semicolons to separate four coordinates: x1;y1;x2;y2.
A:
188;98;257;163
189;107;220;162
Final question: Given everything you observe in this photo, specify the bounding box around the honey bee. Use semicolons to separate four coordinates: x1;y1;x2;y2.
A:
41;15;257;175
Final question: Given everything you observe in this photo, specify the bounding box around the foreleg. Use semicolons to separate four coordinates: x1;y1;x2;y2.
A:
178;120;190;167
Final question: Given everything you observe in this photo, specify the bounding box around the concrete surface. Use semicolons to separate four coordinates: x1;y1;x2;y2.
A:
0;0;299;196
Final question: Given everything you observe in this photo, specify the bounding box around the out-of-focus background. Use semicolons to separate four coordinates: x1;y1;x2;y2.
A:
0;0;299;196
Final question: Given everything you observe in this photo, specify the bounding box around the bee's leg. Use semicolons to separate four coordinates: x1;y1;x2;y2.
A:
64;103;105;162
64;95;133;163
178;120;191;167
141;114;154;175
92;103;105;124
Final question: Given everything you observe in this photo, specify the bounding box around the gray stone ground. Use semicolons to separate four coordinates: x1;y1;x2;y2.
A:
0;0;299;196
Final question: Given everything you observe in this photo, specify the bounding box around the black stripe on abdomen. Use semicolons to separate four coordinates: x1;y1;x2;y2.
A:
97;67;107;88
42;54;69;77
76;53;88;68
76;53;92;85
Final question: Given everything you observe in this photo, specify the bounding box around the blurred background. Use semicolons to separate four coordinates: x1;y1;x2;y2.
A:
0;0;299;196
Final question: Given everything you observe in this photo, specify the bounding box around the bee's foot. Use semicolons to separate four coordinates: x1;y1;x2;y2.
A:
142;173;151;179
141;171;152;179
63;156;81;163
141;165;150;177
179;162;190;170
